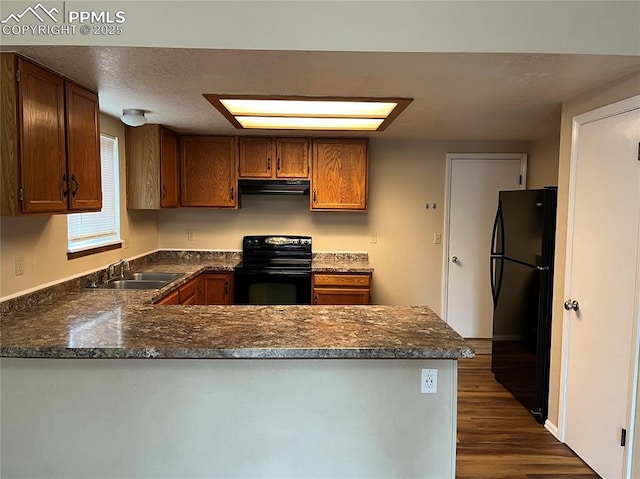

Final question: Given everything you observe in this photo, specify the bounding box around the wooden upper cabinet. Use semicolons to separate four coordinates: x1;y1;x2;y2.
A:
238;137;272;178
238;137;309;179
181;136;237;208
1;53;102;216
311;139;368;211
126;124;179;209
15;57;67;214
276;138;309;178
65;82;102;212
160;127;180;208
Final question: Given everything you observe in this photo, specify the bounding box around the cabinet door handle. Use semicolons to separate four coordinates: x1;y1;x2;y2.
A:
313;294;318;304
267;158;271;171
312;189;317;203
62;173;69;198
162;185;167;199
230;186;235;201
224;281;229;296
277;158;281;171
70;174;79;198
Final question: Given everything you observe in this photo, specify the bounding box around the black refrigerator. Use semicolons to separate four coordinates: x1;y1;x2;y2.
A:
490;187;557;424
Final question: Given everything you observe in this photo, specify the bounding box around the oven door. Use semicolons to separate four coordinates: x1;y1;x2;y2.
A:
234;270;311;305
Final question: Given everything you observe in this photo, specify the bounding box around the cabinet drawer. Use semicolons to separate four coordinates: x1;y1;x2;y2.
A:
178;277;200;303
313;274;371;288
156;289;179;305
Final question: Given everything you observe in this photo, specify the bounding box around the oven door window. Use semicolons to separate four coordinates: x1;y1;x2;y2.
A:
249;282;296;305
235;272;311;305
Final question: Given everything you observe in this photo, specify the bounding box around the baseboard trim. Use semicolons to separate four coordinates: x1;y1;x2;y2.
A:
545;420;560;441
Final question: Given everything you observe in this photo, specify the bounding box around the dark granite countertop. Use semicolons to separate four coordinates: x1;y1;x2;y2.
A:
312;253;373;273
0;252;473;360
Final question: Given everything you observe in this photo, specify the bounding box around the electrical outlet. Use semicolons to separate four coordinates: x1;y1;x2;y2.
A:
15;255;25;276
421;368;438;394
187;231;195;241
370;233;378;244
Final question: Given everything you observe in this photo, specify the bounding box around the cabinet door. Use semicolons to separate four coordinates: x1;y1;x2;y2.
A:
313;289;370;305
276;138;309;179
18;58;67;213
125;124;160;209
238;137;273;178
311;139;367;210
181;136;237;208
203;273;233;305
65;82;102;212
160;127;179;208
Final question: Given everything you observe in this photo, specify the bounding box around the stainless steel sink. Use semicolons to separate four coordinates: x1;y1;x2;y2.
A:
89;272;184;290
124;272;184;282
97;280;168;290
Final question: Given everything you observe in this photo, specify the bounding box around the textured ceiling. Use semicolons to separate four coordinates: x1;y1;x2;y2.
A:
3;46;639;141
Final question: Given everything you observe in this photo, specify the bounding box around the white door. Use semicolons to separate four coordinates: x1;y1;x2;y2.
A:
562;98;640;478
444;154;526;338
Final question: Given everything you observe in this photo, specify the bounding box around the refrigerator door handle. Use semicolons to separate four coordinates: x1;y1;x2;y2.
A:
490;203;501;255
490;202;505;308
494;258;505;308
490;257;497;307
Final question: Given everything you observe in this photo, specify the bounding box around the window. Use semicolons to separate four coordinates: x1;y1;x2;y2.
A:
67;134;121;255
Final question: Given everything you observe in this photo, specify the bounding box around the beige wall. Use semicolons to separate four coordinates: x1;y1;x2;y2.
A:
527;135;560;189
160;139;528;311
0;114;160;300
1;358;458;478
547;71;640;430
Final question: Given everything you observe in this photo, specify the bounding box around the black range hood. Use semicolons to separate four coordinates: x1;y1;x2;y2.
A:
238;179;310;195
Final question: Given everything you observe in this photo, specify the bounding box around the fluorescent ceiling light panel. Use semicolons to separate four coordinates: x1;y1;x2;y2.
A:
204;95;413;131
220;99;397;118
236;116;384;130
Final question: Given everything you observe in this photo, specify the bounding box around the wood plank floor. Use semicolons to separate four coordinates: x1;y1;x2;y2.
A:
456;355;600;479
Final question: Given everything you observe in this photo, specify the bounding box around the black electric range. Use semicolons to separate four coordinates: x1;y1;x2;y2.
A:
234;235;312;305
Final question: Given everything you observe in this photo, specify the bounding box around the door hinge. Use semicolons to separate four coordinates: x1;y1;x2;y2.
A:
519;174;522;185
18;187;24;202
621;428;627;447
15;69;21;82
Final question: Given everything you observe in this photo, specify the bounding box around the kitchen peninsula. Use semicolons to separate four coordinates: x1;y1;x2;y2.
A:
1;254;473;479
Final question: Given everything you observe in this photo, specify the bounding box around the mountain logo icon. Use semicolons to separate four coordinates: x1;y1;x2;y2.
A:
1;3;59;24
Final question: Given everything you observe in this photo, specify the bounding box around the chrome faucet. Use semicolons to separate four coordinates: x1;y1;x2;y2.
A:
106;259;130;282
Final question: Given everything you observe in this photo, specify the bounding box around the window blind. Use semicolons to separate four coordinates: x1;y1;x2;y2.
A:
67;135;121;252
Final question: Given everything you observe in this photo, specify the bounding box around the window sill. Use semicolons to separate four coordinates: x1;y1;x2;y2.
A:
67;242;122;260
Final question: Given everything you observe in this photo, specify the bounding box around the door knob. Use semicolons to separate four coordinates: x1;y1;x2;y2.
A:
451;256;459;264
564;299;579;311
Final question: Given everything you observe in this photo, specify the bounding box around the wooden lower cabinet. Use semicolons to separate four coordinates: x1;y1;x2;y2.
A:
178;276;202;305
312;273;372;305
156;272;233;305
203;273;233;305
156;289;179;305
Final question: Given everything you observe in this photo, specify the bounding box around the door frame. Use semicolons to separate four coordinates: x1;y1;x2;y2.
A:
442;153;527;325
557;95;640;477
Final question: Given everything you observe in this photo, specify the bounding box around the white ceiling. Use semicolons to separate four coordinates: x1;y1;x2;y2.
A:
4;46;640;141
